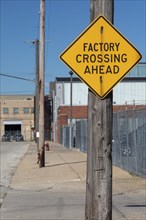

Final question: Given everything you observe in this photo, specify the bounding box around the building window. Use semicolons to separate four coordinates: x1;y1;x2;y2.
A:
13;108;19;114
3;108;9;114
23;108;29;114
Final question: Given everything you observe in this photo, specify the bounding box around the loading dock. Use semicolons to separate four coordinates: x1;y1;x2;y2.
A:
4;121;22;135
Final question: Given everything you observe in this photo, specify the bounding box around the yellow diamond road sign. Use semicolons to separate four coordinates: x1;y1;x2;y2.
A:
60;15;142;99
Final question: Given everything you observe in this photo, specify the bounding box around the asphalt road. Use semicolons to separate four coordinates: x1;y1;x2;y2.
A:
0;142;30;206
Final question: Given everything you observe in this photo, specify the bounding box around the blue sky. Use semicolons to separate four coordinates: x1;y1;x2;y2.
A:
0;0;146;95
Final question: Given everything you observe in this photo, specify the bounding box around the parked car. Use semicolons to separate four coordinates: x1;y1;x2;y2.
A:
2;134;11;142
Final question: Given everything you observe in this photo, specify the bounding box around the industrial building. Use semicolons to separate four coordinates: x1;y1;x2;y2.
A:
0;95;34;141
0;95;53;141
50;62;146;142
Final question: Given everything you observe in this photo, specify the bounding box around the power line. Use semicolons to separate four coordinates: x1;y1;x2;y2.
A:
0;73;35;82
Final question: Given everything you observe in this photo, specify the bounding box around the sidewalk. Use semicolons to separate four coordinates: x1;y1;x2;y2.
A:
1;142;146;220
10;142;87;192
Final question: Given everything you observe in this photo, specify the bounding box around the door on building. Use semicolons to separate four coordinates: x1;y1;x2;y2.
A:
4;121;22;140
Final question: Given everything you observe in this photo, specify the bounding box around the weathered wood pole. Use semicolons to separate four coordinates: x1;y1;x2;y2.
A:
39;0;45;167
85;0;114;219
35;39;39;153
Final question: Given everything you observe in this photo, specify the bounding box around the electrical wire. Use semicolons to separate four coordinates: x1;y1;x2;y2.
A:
0;73;35;82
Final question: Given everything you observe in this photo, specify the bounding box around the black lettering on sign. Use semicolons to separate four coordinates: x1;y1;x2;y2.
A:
84;65;120;74
83;42;120;52
113;65;119;74
84;65;91;74
106;65;112;74
76;54;81;63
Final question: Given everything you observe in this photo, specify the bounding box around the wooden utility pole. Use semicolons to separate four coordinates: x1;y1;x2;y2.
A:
24;39;39;153
35;39;39;153
39;0;45;167
85;0;114;219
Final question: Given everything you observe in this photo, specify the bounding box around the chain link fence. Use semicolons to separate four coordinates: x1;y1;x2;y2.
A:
60;126;70;148
60;107;146;177
112;108;146;177
75;120;87;152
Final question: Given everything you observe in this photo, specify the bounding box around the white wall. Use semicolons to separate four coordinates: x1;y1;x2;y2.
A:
64;83;88;105
56;81;146;106
113;82;146;105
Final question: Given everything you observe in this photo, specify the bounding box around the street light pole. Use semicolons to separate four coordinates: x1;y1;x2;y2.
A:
69;71;73;148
